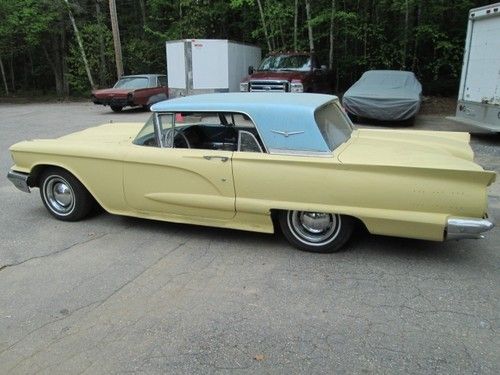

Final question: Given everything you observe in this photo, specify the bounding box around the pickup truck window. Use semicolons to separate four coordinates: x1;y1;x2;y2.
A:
315;103;353;151
158;76;167;87
258;54;311;72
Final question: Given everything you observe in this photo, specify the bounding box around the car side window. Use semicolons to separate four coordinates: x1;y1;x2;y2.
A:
153;112;264;152
238;130;263;152
133;115;160;147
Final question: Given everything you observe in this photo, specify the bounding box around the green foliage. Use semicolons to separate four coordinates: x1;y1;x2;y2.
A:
0;0;495;95
67;22;114;94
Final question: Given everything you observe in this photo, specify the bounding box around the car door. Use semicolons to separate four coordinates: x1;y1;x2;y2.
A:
123;146;235;220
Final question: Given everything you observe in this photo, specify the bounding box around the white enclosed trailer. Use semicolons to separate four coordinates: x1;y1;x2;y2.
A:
448;3;500;132
166;39;261;98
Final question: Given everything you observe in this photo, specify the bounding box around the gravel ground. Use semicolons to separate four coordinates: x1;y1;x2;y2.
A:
0;102;498;374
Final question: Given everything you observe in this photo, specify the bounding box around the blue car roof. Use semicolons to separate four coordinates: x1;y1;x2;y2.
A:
151;93;338;153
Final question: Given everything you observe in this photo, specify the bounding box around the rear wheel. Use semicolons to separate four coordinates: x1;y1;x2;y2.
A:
278;210;354;253
110;105;123;112
39;168;94;221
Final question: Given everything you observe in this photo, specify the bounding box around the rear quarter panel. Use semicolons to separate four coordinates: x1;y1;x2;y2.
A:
232;152;490;241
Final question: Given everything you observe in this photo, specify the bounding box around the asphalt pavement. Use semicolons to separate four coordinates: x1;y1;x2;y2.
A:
0;102;498;374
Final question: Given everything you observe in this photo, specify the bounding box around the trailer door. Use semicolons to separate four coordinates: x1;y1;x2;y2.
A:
461;13;500;104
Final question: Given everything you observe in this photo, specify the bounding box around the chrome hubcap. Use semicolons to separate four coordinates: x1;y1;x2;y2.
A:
44;176;75;215
288;211;341;245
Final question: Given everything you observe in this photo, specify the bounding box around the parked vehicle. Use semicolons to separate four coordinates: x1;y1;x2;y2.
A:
342;70;422;121
240;52;333;93
166;39;261;97
447;2;500;132
7;93;495;253
91;74;168;112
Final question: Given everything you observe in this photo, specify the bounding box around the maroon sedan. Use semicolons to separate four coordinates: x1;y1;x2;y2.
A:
91;74;169;112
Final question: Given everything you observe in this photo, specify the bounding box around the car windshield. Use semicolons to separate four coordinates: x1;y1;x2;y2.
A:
114;77;149;89
314;102;353;151
258;55;311;71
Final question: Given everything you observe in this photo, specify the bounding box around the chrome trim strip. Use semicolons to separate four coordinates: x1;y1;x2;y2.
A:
268;148;333;157
445;215;495;240
7;171;31;193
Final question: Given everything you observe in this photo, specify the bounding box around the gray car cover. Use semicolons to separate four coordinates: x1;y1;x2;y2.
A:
342;70;422;121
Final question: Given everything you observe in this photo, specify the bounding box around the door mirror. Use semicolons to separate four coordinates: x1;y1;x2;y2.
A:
248;65;254;75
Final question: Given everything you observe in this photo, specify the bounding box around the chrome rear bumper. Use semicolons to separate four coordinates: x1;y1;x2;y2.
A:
7;171;31;193
445;215;495;240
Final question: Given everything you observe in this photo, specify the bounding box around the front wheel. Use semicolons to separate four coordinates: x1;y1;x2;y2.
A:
278;210;354;253
39;168;94;221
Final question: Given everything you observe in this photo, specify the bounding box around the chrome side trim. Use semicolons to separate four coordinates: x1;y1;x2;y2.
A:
7;171;31;193
445;215;495;240
268;148;333;157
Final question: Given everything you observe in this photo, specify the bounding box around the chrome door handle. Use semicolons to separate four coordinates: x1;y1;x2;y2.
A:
203;155;229;162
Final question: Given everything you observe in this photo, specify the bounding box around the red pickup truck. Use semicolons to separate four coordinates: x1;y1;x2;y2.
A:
240;52;333;94
91;74;169;112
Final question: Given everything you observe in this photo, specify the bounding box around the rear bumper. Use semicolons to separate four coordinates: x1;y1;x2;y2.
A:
445;214;495;240
7;171;31;193
91;96;134;107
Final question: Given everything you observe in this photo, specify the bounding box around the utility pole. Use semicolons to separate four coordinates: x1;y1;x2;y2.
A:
109;0;124;78
64;0;96;89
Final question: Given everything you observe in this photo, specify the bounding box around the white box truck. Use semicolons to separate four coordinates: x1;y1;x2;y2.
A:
448;3;500;132
166;39;261;98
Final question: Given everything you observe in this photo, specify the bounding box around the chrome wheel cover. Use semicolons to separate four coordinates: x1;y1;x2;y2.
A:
43;176;75;216
287;211;341;246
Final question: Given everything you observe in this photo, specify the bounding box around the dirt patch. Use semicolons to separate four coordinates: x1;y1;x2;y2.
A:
420;96;456;115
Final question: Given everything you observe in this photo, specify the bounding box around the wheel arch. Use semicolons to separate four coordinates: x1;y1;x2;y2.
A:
29;164;103;209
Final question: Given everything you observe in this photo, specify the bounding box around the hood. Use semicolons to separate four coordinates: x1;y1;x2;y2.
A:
56;123;143;143
338;129;495;184
92;88;132;97
246;70;308;82
343;87;419;101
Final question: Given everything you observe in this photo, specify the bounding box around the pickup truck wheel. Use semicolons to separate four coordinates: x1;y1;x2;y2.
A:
110;105;123;112
279;210;354;253
39;168;94;221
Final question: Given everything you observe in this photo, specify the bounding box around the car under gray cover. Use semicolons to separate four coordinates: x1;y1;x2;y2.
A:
342;70;422;121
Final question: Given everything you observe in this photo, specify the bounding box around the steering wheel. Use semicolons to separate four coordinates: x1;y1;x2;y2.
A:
163;128;191;149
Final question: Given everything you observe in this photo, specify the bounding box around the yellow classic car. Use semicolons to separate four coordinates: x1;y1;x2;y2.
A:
7;93;496;253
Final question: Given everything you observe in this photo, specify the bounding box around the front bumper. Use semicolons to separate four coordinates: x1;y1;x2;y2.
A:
445;214;495;240
7;171;31;193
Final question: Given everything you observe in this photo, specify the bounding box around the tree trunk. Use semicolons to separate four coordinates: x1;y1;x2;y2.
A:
412;2;421;71
9;53;15;92
328;0;335;69
61;25;70;96
305;0;314;52
256;0;272;52
294;0;298;51
0;54;9;94
402;0;409;69
138;0;146;30
43;45;63;96
109;0;124;78
65;0;96;89
96;0;108;86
